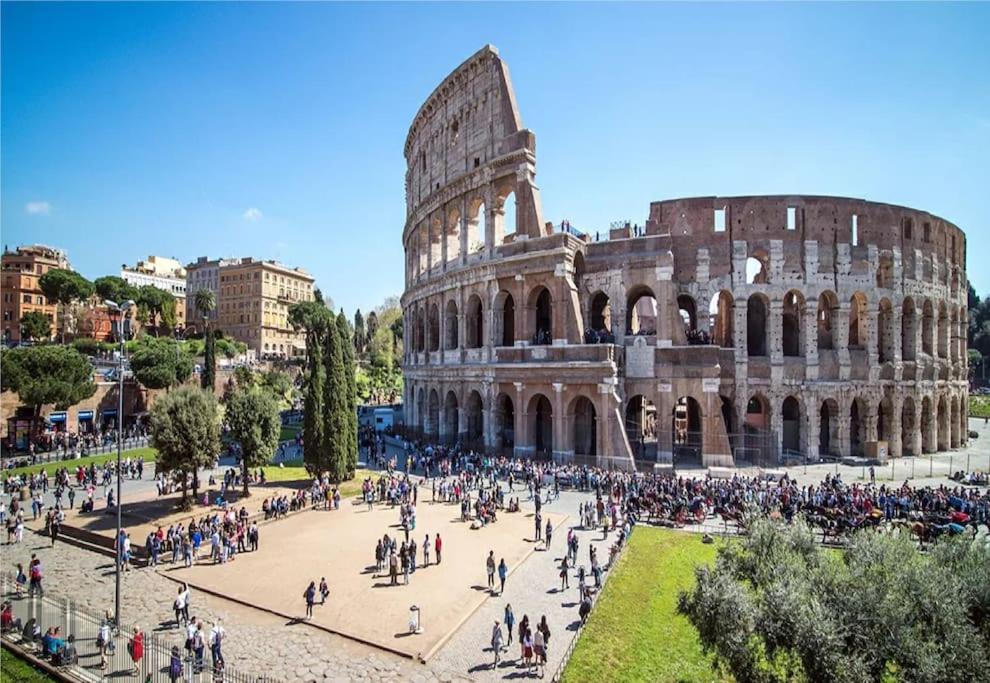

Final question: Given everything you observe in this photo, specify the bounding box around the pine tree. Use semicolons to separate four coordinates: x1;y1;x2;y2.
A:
202;325;216;391
289;301;331;475
354;309;366;355
337;311;359;477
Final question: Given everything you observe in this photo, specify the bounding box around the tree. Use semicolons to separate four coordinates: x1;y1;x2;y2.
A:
678;516;990;683
233;365;256;389
260;369;294;409
94;276;137;306
1;345;96;434
289;300;332;475
149;386;221;509
354;309;366;355
225;385;281;497
337;311;359;477
38;268;94;342
129;336;193;391
323;315;349;482
134;285;177;336
195;289;217;392
20;311;52;342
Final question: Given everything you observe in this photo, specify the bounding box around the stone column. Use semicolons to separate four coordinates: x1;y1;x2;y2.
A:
514;383;530;458
805;402;820;461
552;383;568;463
515;275;526;345
460;197;469;265
836;303;851;381
911;401;923;457
892;307;903;381
769;300;784;364
889;395;903;458
837;399;851;457
867;303;880;381
804;303;819;380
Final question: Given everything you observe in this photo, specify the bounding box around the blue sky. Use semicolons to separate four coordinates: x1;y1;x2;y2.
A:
3;2;989;315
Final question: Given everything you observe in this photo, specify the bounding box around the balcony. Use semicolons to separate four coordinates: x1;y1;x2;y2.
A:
493;344;615;365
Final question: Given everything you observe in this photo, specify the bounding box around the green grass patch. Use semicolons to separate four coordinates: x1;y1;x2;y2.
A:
3;447;157;479
279;424;302;442
0;647;58;682
969;395;990;418
562;527;727;683
260;463;374;498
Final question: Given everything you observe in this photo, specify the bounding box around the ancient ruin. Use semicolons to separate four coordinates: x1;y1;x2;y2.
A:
401;45;969;469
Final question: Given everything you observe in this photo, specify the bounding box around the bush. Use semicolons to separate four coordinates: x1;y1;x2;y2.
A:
970;395;990;418
71;337;100;355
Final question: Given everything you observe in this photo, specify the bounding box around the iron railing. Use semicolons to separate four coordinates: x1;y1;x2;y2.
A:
1;437;152;470
1;571;278;682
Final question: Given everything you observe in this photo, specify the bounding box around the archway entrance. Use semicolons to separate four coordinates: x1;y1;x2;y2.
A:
820;399;839;457
572;396;597;457
672;396;702;465
901;397;917;456
747;295;768;356
626;287;657;336
427;389;440;437
625;395;656;460
465;391;484;445
495;393;515;451
921;396;934;453
532;287;552;345
782;396;802;455
530;394;553;458
850;398;866;457
443;391;459;445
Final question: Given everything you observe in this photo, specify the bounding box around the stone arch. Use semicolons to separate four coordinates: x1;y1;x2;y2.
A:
850;396;868;457
427;388;440;437
443;390;459;443
876;252;894;289
937;394;949;450
901;396;917;457
921;395;935;453
465;294;483;348
428;303;440;352
590;291;612;335
745;393;771;430
494;392;515;450
950;394;960;448
937;302;948;359
747;293;769;357
848;292;868;349
719;395;736;436
782;289;805;357
429;216;443;269
493;290;515;347
817;290;839;350
901;297;917;361
444;299;458;349
709;290;734;348
415;307;426;353
416;387;426;434
417;222;429;275
529;285;553;345
445;206;461;265
570;395;597;457
466;198;485;257
878;394;895;448
495;188;517;244
781;395;803;454
819;398;840;456
528;393;553;456
877;298;895;363
673;396;703;457
572;252;586;290
625;394;657;459
677;294;698;334
746;252;769;284
626;285;657;335
922;299;934;355
465;390;484;444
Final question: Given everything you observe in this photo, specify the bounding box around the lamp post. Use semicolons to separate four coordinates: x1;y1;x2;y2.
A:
105;298;134;631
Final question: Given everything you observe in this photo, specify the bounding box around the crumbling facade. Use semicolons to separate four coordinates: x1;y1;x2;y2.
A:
401;45;969;469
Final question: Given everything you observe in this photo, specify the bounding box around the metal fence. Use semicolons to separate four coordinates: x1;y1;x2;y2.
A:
1;572;278;682
1;437;151;470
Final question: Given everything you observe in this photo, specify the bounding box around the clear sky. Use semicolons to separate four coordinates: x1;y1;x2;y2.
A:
3;2;988;315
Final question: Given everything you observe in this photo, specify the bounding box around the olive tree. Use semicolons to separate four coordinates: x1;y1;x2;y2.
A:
225;385;281;497
149;386;221;509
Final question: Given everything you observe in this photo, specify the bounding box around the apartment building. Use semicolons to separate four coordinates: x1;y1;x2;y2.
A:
185;256;239;331
121;255;187;328
217;258;314;359
1;244;70;344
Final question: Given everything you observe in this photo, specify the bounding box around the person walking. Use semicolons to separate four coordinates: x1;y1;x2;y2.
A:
422;534;430;567
303;581;316;619
490;619;503;670
545;518;553;550
209;620;225;669
534;512;542;542
168;645;183;683
559;555;570;590
503;604;515;647
533;624;546;677
498;558;508;595
486;551;496;591
128;626;144;675
435;533;442;564
518;615;529;661
174;585;187;629
319;577;330;604
389;551;399;585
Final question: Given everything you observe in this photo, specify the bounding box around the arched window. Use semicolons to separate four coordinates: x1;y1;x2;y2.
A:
445;207;461;265
497;190;516;244
627;286;657;336
571;396;597;456
817;291;838;350
848;293;868;349
819;399;839;456
901;297;917;361
494;291;515;347
747;294;769;356
782;290;804;357
529;394;553;456
465;295;484;349
922;300;934;355
444;300;458;349
901;397;917;456
781;396;802;454
590;292;612;335
745;254;769;284
878;299;894;363
467;199;485;257
530;287;553;345
428;303;440;352
709;291;734;348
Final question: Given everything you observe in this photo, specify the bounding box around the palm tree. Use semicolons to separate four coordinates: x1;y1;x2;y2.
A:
196;289;217;391
195;289;216;322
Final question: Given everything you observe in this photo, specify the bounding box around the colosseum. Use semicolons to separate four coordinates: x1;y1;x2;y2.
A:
400;45;969;470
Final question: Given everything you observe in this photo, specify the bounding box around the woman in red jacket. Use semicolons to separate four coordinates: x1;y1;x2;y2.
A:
129;627;144;674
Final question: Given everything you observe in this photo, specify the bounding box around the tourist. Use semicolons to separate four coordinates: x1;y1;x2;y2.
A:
522;626;534;672
14;563;26;596
128;626;144;674
486;550;496;590
498;558;507;595
533;624;546;676
168;645;183;683
490;619;503;669
304;581;317;619
98;613;113;670
545;518;553;550
192;621;206;673
209;620;225;668
435;533;442;564
518;614;529;661
174;583;190;628
503;604;515;647
389;551;399;585
559;556;570;590
28;555;43;597
319;577;329;604
422;534;430;567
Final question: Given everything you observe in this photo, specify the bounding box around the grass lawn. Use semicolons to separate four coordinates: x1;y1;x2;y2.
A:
261;462;374;498
279;424;302;442
970;395;990;418
2;447;157;479
0;648;57;683
562;527;728;683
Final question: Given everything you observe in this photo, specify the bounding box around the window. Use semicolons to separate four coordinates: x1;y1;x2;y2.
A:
903;218;913;240
851;214;859;246
22;294;30;303
786;207;797;231
714;207;726;233
923;222;931;243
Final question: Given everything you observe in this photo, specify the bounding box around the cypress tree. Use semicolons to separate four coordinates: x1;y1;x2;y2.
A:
337;311;359;476
202;325;216;392
303;320;328;475
323;317;349;482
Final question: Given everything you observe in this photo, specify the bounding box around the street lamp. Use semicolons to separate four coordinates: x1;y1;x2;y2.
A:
105;298;134;631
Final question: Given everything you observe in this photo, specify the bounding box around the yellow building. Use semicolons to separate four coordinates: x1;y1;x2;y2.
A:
218;258;314;359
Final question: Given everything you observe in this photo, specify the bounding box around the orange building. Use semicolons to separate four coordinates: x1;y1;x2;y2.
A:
1;244;70;344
